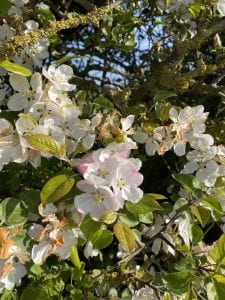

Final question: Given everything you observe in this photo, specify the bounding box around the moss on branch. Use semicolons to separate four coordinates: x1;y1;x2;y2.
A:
0;5;112;61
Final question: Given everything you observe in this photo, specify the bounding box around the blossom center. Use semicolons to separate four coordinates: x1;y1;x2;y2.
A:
93;191;104;203
97;166;109;178
117;178;127;189
23;90;35;100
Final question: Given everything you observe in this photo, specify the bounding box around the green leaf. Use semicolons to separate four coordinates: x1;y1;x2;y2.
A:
113;221;136;253
0;197;27;225
56;55;85;65
206;276;225;300
40;174;75;204
210;234;225;266
19;190;40;214
70;245;81;269
93;96;113;109
38;8;56;24
174;198;188;211
24;134;61;155
100;211;118;224
0;290;18;300
173;174;202;197
0;0;12;14
119;212;139;227
162;272;191;294
153;90;176;102
201;197;223;221
191;205;210;227
190;224;203;245
0;60;32;77
138;212;153;224
89;229;113;249
163;292;171;300
149;193;167;200
80;215;102;239
174;257;198;272
126;194;161;215
70;289;83;300
188;3;201;17
124;39;136;48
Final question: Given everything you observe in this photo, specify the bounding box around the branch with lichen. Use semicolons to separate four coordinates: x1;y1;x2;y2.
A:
130;18;225;102
0;3;119;61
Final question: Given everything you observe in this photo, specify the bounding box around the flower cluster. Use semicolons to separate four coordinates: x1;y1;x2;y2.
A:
28;204;78;265
0;228;27;291
74;142;144;220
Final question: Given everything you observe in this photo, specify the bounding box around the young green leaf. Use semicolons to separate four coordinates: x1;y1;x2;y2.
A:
190;224;203;245
126;194;161;215
70;245;81;269
89;229;113;249
24;134;61;155
40;174;75;204
93;96;113;109
210;234;225;266
191;205;210;227
80;215;102;239
0;60;32;77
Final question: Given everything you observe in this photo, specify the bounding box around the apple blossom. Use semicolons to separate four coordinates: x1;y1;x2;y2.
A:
75;180;120;220
8;73;42;111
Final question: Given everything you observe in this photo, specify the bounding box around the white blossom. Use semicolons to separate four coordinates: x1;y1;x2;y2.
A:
0;257;27;291
8;73;42;111
43;64;76;91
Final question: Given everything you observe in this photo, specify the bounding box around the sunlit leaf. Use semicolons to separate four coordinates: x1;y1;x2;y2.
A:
0;60;32;76
70;245;81;269
113;221;136;253
24;134;61;155
40;174;75;204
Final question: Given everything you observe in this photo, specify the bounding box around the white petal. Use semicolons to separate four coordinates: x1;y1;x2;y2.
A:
174;142;186;156
7;94;28;111
58;64;74;79
82;133;95;149
76;180;96;193
133;131;148;143
121;115;134;131
169;107;178;122
9;74;29;92
31;240;52;265
30;72;42;92
218;1;225;16
28;224;44;240
183;161;199;174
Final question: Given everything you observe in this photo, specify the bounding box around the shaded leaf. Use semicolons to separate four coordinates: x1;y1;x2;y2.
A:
90;229;113;249
80;215;102;239
162;272;191;294
93;96;113;109
191;205;210;227
153;90;176;102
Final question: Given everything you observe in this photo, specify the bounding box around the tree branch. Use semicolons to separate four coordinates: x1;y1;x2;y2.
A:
0;2;122;61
